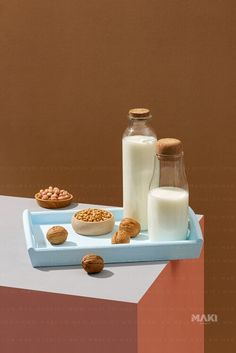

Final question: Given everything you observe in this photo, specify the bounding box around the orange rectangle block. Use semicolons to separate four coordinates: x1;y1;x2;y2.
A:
138;216;204;353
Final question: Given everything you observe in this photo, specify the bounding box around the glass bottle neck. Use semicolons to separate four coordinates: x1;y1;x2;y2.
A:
151;155;188;191
129;117;151;126
124;117;156;138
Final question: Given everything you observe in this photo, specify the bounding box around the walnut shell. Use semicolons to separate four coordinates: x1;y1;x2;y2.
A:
119;218;141;238
82;254;104;274
111;230;130;244
46;226;68;245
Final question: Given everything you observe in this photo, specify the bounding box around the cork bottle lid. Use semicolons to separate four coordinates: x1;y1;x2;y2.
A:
128;108;151;118
157;138;183;159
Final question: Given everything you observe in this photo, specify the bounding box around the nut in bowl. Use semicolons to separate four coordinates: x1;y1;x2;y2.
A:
72;208;115;236
35;186;73;209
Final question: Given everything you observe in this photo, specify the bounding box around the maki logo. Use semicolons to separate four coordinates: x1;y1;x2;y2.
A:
191;314;218;324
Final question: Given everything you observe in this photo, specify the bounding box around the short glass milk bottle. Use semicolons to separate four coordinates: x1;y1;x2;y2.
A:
122;108;157;230
148;138;189;241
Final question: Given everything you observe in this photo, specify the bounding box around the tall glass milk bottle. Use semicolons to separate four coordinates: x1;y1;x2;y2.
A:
148;138;189;241
122;108;157;230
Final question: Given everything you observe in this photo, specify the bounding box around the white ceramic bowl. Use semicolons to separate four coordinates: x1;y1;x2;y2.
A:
71;210;115;236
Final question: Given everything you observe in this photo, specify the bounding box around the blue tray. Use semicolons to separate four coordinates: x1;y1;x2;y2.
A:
23;206;203;267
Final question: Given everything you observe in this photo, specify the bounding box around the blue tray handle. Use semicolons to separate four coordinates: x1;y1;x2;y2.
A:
23;209;34;250
189;207;204;244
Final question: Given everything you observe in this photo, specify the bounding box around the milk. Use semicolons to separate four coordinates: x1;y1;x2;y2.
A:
148;187;189;241
122;135;157;230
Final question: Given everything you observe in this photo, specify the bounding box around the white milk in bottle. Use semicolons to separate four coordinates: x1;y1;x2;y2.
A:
148;138;189;241
148;187;189;241
122;108;157;230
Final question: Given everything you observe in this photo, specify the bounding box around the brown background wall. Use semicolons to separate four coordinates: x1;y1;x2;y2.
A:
0;1;235;351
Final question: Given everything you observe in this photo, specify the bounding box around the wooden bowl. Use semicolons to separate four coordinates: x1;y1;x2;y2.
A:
71;211;115;236
35;193;73;209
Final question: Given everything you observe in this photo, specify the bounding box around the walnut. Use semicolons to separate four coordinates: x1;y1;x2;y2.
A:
82;254;104;274
46;226;68;245
111;230;130;244
119;218;141;238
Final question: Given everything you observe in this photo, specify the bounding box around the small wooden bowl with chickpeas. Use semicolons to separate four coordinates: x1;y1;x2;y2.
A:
72;208;115;236
35;186;73;209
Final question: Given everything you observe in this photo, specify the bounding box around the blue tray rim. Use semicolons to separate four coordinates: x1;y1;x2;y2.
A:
23;206;204;267
23;206;203;252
